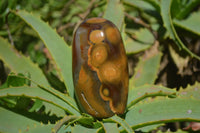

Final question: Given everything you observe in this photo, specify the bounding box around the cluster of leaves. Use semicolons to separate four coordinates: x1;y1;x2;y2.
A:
0;0;200;132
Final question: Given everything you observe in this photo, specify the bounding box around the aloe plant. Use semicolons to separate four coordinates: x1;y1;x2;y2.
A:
0;0;200;132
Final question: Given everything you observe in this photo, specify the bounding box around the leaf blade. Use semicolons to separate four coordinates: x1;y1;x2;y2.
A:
14;10;74;97
174;11;200;36
0;107;53;133
103;123;119;133
125;28;154;54
160;0;200;60
0;86;80;116
103;0;124;30
126;97;200;130
129;46;162;88
105;115;134;133
71;124;99;133
0;37;49;87
127;85;176;110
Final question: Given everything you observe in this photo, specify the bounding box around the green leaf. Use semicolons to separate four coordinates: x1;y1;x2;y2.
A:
124;35;150;54
103;123;119;133
103;0;124;30
179;82;200;99
123;0;160;28
137;124;164;132
125;97;200;130
0;37;50;87
0;107;49;133
54;115;80;133
1;73;32;110
38;85;79;113
104;115;134;133
42;102;66;117
129;47;162;87
29;99;43;112
45;72;66;93
0;86;80;116
6;73;31;87
127;85;176;110
6;73;79;115
175;0;200;19
160;0;200;60
174;11;200;36
143;0;160;12
125;28;154;54
71;124;100;133
14;10;74;97
168;44;189;74
170;0;182;19
157;129;188;133
123;0;159;11
26;124;54;133
76;116;95;127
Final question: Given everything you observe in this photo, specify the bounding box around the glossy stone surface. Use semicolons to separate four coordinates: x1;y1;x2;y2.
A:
72;18;128;118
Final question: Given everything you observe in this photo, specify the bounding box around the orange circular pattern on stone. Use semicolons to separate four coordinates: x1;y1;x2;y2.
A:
90;44;108;68
98;62;121;83
89;30;105;44
102;87;109;97
105;27;120;45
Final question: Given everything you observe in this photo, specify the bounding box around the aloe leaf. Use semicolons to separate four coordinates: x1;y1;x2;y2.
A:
14;10;74;97
76;116;95;127
175;0;200;19
127;85;176;110
58;116;96;133
26;124;54;133
125;97;200;130
125;28;154;54
143;0;160;12
123;0;158;11
58;126;71;133
168;44;189;75
174;11;200;36
0;86;80;116
2;73;47;114
54;115;80;132
104;115;134;133
137;124;164;132
129;28;155;44
0;107;52;133
157;129;187;133
6;73;30;87
103;123;119;133
71;124;100;133
103;0;124;30
42;102;66;117
1;73;77;116
124;35;152;54
129;47;162;88
123;0;160;28
29;99;43;112
38;85;78;112
160;0;200;60
179;82;200;99
0;37;49;87
9;73;79;111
